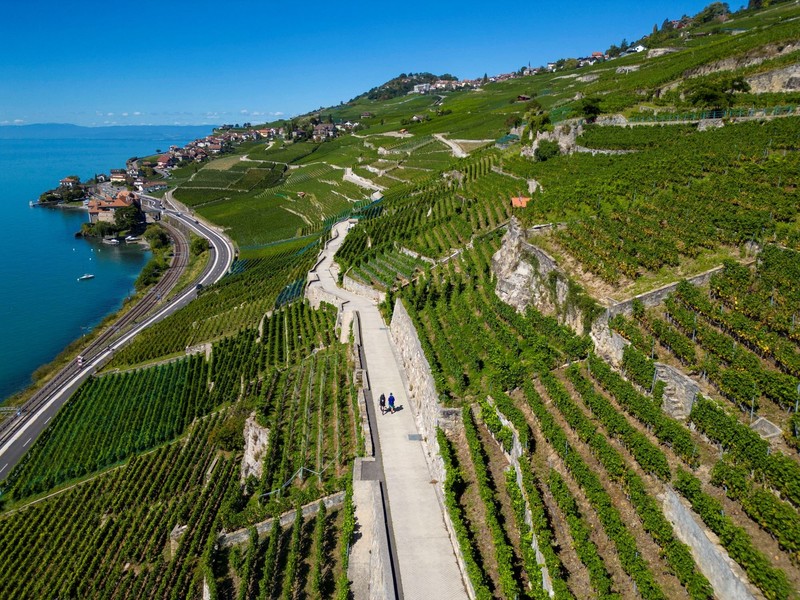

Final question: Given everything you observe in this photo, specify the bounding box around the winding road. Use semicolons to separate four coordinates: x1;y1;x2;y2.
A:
0;196;235;483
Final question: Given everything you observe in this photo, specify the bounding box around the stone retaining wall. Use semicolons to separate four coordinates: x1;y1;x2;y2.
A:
389;300;461;483
484;399;554;597
389;299;472;596
662;489;755;599
343;274;386;304
351;312;373;456
305;279;344;311
607;264;734;319
219;492;345;547
655;363;700;420
399;246;436;265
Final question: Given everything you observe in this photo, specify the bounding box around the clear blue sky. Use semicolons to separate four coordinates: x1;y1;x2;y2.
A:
1;0;722;127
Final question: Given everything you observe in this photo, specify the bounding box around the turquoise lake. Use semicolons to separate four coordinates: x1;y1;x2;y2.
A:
0;125;212;402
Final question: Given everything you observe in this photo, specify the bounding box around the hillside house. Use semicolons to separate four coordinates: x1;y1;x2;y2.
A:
313;123;337;142
135;181;167;193
510;196;531;208
412;83;431;94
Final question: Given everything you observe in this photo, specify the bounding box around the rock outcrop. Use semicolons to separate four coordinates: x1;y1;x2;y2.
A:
655;363;700;420
746;63;800;93
240;414;269;484
492;217;593;335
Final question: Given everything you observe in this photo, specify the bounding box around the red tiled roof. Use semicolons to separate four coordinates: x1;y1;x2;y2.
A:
511;196;531;208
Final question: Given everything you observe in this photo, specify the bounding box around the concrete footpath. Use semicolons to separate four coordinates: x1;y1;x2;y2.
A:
312;222;469;600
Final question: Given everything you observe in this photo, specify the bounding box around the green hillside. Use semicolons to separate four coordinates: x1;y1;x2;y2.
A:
2;2;800;598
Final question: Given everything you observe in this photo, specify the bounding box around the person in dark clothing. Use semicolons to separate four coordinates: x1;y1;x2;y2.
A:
388;392;396;414
379;393;386;415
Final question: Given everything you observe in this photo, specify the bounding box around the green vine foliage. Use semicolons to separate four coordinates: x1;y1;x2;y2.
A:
675;469;792;600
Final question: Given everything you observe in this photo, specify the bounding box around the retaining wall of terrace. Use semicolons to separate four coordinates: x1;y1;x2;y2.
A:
483;398;554;597
343;274;386;304
389;299;473;597
662;489;756;600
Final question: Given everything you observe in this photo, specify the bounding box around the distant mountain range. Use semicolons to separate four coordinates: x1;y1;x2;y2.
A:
0;123;216;140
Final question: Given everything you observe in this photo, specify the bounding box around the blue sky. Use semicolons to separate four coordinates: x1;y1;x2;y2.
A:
1;0;720;127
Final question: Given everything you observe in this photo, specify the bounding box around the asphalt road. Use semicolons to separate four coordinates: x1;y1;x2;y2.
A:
0;197;235;484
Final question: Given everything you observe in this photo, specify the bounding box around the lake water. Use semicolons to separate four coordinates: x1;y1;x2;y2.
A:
0;125;212;402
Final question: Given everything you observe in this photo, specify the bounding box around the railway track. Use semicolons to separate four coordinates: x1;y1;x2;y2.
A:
0;219;194;446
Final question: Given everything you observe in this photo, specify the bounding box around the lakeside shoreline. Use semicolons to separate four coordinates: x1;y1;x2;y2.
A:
0;127;216;404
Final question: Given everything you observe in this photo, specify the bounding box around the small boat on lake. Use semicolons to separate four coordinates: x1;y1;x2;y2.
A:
77;274;95;281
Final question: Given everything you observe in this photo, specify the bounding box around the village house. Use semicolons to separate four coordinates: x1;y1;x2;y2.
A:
432;80;455;90
59;176;80;188
313;123;337;142
412;83;431;94
87;191;139;224
110;169;127;184
157;154;175;169
135;180;168;193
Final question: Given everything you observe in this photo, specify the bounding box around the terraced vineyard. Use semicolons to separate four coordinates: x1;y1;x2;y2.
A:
6;355;213;498
348;248;430;290
389;234;800;598
335;154;516;272
0;413;355;600
112;245;319;367
4;4;800;597
505;118;800;288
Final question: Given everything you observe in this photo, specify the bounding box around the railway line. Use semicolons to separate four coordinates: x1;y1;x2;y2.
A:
0;207;235;480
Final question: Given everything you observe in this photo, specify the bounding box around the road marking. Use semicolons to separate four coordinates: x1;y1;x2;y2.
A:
0;463;7;475
45;416;52;424
23;437;32;447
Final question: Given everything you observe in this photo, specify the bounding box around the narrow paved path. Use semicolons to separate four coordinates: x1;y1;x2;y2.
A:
433;133;468;158
313;222;468;600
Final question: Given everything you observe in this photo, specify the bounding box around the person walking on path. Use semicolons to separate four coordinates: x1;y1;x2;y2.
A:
388;392;396;414
379;393;386;415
